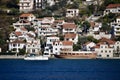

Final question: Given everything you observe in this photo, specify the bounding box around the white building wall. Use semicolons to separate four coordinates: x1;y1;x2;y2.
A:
95;45;114;58
19;0;34;12
9;43;25;53
66;9;79;17
63;28;76;34
86;42;96;51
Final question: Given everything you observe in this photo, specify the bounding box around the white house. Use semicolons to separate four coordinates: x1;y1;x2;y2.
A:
13;13;35;29
26;39;41;54
47;0;56;6
87;32;111;40
19;13;36;22
34;0;42;9
0;47;1;52
13;20;31;29
37;26;58;36
114;41;120;54
9;40;26;53
66;9;79;17
44;36;60;56
94;42;114;58
54;19;65;29
53;41;73;55
104;4;120;15
93;38;115;58
19;0;34;12
111;16;120;37
64;33;78;44
62;23;77;35
41;17;55;27
84;42;96;51
46;36;60;46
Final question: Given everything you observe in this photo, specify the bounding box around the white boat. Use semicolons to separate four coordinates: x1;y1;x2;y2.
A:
24;53;48;60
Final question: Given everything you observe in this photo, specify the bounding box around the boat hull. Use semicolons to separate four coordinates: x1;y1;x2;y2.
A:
24;56;48;60
54;55;96;59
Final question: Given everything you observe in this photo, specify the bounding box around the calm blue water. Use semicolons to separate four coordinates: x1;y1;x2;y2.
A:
0;59;120;80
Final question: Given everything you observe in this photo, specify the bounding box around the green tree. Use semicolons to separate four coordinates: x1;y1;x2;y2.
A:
87;36;99;43
18;48;26;55
100;22;111;33
81;21;90;33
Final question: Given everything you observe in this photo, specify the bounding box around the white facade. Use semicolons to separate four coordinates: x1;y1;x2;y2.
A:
84;42;96;51
62;23;77;35
104;4;120;15
37;27;58;36
46;36;60;46
87;32;111;40
9;40;26;53
34;0;42;9
13;21;31;29
111;17;120;37
114;41;120;54
53;41;73;55
66;9;79;17
0;48;1;52
26;39;41;54
41;17;55;27
44;36;60;56
47;0;55;6
19;0;34;12
95;43;114;58
19;13;36;22
64;33;78;44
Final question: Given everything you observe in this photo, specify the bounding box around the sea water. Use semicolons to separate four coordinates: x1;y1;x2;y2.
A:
0;59;120;80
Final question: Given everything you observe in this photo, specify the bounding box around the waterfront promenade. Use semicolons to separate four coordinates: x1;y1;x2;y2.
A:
0;55;24;59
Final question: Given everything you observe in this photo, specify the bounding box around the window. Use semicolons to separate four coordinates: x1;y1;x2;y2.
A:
109;50;111;53
105;50;107;53
98;54;101;57
13;44;16;47
28;45;30;47
101;50;103;53
105;46;107;48
33;45;35;47
66;38;69;41
55;43;57;46
107;55;109;57
18;44;20;47
32;49;35;52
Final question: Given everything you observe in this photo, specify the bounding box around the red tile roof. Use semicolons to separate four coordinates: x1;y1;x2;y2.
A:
63;23;76;29
62;41;73;46
64;33;76;38
100;37;115;45
93;45;100;48
106;4;120;9
20;27;27;31
15;32;22;36
20;13;33;17
53;41;73;46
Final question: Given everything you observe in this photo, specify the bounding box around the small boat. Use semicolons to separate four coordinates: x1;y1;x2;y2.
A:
24;53;48;60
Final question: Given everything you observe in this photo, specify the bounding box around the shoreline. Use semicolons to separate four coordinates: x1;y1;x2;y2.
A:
1;55;120;59
0;55;25;59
